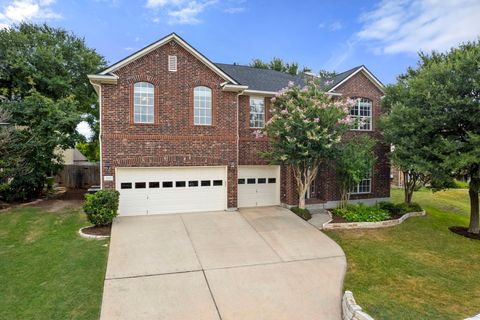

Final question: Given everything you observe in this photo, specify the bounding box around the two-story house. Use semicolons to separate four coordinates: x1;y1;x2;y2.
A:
88;33;390;216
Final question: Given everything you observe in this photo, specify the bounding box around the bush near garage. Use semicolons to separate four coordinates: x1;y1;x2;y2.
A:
291;207;312;221
83;190;119;226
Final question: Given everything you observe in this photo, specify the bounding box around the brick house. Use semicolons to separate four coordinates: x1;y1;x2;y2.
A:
88;33;390;215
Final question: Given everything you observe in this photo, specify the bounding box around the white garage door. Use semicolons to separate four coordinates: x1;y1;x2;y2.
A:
238;165;280;208
116;167;227;216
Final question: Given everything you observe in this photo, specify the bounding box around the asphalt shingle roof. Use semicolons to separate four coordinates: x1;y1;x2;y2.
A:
214;63;363;92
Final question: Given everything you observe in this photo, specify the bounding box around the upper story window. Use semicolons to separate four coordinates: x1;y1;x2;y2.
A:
134;82;154;124
250;97;265;128
194;86;212;125
350;98;372;131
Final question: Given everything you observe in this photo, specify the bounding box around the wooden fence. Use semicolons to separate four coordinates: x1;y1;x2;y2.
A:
55;163;100;189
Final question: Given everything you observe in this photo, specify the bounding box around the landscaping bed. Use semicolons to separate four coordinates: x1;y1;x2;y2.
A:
80;224;112;237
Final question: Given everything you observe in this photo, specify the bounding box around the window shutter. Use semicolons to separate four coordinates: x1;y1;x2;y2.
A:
168;55;177;72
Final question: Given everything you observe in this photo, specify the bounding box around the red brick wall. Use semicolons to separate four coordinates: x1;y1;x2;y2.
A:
100;40;239;208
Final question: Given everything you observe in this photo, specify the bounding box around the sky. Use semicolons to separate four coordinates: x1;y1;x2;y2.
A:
1;0;480;137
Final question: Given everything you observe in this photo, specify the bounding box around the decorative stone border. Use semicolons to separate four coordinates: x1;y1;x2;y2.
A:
465;314;480;320
323;210;426;230
78;226;110;240
0;198;45;212
342;291;374;320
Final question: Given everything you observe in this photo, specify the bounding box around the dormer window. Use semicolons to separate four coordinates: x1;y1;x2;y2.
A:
133;82;154;124
168;55;177;72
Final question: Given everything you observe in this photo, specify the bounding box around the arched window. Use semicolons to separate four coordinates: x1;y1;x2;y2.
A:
194;86;212;125
133;82;154;123
350;97;372;130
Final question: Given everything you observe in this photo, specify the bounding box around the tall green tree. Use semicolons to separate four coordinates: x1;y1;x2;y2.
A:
0;23;105;200
249;57;305;75
379;72;433;204
260;81;354;208
336;136;376;208
382;40;480;234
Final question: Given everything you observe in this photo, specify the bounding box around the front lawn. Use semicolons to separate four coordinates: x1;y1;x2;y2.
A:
0;202;108;320
326;188;480;319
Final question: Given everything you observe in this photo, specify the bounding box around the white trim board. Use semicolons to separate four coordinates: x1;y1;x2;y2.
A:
328;66;384;93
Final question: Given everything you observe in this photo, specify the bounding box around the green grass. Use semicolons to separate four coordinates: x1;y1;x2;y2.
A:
326;188;480;319
0;204;108;320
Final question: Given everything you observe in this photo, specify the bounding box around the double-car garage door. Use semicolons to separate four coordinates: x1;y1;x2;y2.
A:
116;165;280;216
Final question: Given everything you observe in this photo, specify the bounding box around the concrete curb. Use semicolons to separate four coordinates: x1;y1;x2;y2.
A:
323;210;426;230
79;226;110;240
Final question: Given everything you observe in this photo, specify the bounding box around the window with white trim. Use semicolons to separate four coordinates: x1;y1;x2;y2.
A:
249;96;265;128
194;86;212;125
133;82;154;123
351;175;372;194
350;98;372;130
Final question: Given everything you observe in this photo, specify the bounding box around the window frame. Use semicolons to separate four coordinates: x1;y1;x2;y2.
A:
351;176;372;194
133;82;155;124
249;96;265;128
349;97;373;131
193;86;213;126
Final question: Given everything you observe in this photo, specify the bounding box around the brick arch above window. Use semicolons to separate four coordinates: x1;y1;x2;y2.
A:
124;74;160;86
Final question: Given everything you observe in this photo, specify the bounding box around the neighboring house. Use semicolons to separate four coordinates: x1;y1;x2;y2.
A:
88;33;390;216
60;148;90;165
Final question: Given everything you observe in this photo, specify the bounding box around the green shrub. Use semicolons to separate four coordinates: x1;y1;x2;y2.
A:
83;190;119;226
377;201;402;215
332;203;390;222
396;202;423;214
291;207;312;221
453;179;469;189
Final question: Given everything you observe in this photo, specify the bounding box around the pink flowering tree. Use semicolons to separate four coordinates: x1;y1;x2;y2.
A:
258;80;355;209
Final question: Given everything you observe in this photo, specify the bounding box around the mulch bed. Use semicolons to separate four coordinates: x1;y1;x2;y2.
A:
81;225;111;237
449;226;480;240
330;213;403;223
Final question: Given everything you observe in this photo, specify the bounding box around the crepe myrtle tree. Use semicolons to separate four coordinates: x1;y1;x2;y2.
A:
257;81;355;209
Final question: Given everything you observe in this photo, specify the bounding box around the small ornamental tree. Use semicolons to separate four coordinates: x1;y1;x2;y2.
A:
260;81;355;209
336;135;376;208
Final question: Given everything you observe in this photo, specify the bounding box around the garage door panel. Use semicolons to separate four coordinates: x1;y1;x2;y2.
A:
238;166;280;208
116;167;226;216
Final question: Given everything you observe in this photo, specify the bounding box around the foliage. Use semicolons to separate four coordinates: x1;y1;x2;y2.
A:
336;135;376;208
260;80;354;208
453;179;470;189
0;205;108;319
0;23;105;200
318;69;337;79
380;40;480;233
326;188;480;319
332;203;391;222
249;57;308;75
76;141;100;162
291;206;312;221
83;190;119;226
378;201;423;215
0;93;81;201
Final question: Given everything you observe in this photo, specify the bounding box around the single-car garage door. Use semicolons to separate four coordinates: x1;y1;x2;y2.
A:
238;165;280;207
116;167;227;216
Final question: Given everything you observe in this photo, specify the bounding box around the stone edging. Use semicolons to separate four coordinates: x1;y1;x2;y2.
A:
323;210;426;230
78;226;110;240
0;198;45;212
342;291;374;320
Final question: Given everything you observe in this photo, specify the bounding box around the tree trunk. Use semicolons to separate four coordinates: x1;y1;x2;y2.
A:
468;175;480;234
298;194;306;210
403;171;410;203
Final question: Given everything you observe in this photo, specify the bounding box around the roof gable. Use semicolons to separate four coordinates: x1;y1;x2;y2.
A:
98;33;238;84
327;65;384;93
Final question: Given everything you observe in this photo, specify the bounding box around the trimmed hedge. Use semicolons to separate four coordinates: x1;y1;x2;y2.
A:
83;190;119;226
291;207;312;221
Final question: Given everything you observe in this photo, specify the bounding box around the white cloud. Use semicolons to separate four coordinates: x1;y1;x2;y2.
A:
76;121;93;140
146;0;218;25
318;20;344;32
0;0;60;28
358;0;480;54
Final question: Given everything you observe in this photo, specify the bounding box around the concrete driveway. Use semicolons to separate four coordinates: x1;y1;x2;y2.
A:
100;206;346;320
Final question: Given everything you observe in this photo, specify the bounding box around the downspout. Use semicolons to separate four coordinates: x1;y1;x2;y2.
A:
90;81;103;189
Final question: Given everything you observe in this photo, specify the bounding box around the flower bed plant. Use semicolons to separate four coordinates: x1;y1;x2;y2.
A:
331;202;423;223
291;206;312;221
